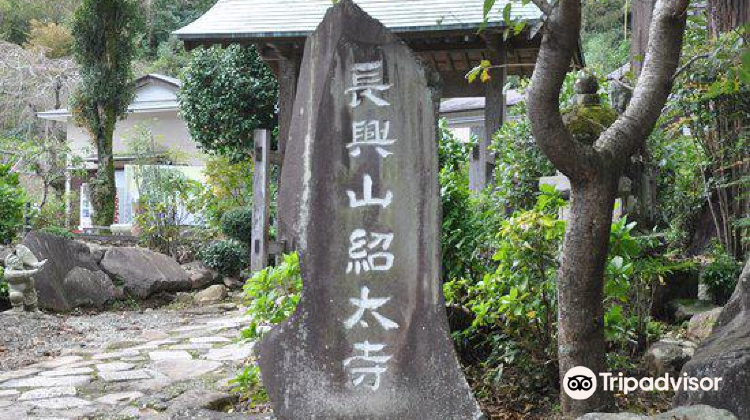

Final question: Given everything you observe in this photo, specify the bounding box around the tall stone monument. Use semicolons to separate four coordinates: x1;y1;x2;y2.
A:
260;1;483;419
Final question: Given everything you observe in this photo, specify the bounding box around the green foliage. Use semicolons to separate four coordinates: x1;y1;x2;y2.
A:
193;155;254;227
0;164;24;245
230;364;268;406
491;100;556;212
241;253;301;340
438;120;488;281
24;20;74;59
39;226;75;240
199;239;249;278
140;0;215;57
71;0;142;226
179;45;278;161
701;241;742;305
128;127;202;257
562;104;618;145
444;187;566;392
0;0;77;45
0;266;7;300
221;207;253;244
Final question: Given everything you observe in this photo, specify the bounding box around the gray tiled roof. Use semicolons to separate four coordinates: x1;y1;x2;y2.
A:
174;0;542;41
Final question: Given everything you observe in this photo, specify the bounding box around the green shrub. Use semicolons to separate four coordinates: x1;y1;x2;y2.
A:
230;364;268;407
0;164;24;245
198;239;248;278
241;252;301;340
221;207;253;244
39;226;75;239
0;266;7;300
701;242;742;305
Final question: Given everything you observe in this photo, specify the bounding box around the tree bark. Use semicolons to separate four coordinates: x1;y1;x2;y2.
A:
527;0;689;416
709;0;748;36
91;114;116;227
558;175;619;414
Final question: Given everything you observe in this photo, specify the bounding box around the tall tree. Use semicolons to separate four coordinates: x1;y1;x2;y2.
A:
70;0;141;226
525;0;690;415
708;0;748;35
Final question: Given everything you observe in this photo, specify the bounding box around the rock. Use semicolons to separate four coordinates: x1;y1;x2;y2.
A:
148;350;193;361
222;277;243;290
21;231;116;311
96;391;144;405
40;367;94;377
675;260;750;419
27;396;92;410
98;369;152;382
84;242;110;264
194;285;228;304
670;299;719;323
151;359;222;381
182;262;220;290
686;307;722;342
261;2;481;420
96;362;135;372
577;405;737;420
204;343;253;362
643;338;696;377
164;389;236;414
18;386;77;400
652;268;700;321
0;375;91;388
100;247;191;299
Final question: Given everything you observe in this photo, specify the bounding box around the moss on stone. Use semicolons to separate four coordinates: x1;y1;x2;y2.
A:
562;104;618;145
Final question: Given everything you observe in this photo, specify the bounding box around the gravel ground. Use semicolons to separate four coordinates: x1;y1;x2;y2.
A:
0;308;198;371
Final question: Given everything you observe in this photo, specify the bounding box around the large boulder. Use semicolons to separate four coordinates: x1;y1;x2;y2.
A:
100;247;191;299
675;259;750;419
21;231;116;311
181;261;220;290
686;307;722;342
194;285;228;304
643;337;696;377
577;405;737;420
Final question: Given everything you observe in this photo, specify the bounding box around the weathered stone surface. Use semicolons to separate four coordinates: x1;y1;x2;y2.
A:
151;359;222;381
0;375;91;388
164;389;236;414
675;260;750;419
40;367;93;377
100;247;191;299
643;338;696;377
96;391;144;405
35;356;84;369
262;2;480;420
148;350;193;361
27;396;92;409
190;336;231;344
92;349;141;360
19;386;77;401
0;368;40;383
0;389;20;399
577;405;737;419
670;299;719;323
686;307;722;342
204;344;253;362
96;362;135;372
182;262;220;290
21;231;115;311
194;285;228;304
98;369;152;382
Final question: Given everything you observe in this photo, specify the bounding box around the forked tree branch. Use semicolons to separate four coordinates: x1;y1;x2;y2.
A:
597;0;689;160
527;0;602;181
530;0;553;16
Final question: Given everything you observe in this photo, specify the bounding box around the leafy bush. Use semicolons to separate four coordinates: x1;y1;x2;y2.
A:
491;99;556;213
39;226;74;240
193;155;254;227
241;253;301;340
221;207;253;244
0;163;24;245
179;44;278;161
701;241;742;305
198;239;249;278
444;186;566;392
230;364;268;407
0;266;7;300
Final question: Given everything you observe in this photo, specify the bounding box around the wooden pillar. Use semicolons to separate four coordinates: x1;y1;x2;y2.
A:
469;41;507;192
277;54;301;163
251;129;271;272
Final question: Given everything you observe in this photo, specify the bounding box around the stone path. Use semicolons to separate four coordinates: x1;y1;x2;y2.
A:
0;308;270;420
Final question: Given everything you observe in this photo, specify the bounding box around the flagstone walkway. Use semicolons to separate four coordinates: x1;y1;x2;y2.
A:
0;306;270;420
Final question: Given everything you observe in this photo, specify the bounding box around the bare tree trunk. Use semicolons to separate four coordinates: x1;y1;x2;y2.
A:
709;0;748;36
526;0;689;416
558;175;619;414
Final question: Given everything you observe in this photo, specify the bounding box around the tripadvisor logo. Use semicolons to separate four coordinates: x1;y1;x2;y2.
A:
563;366;723;400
